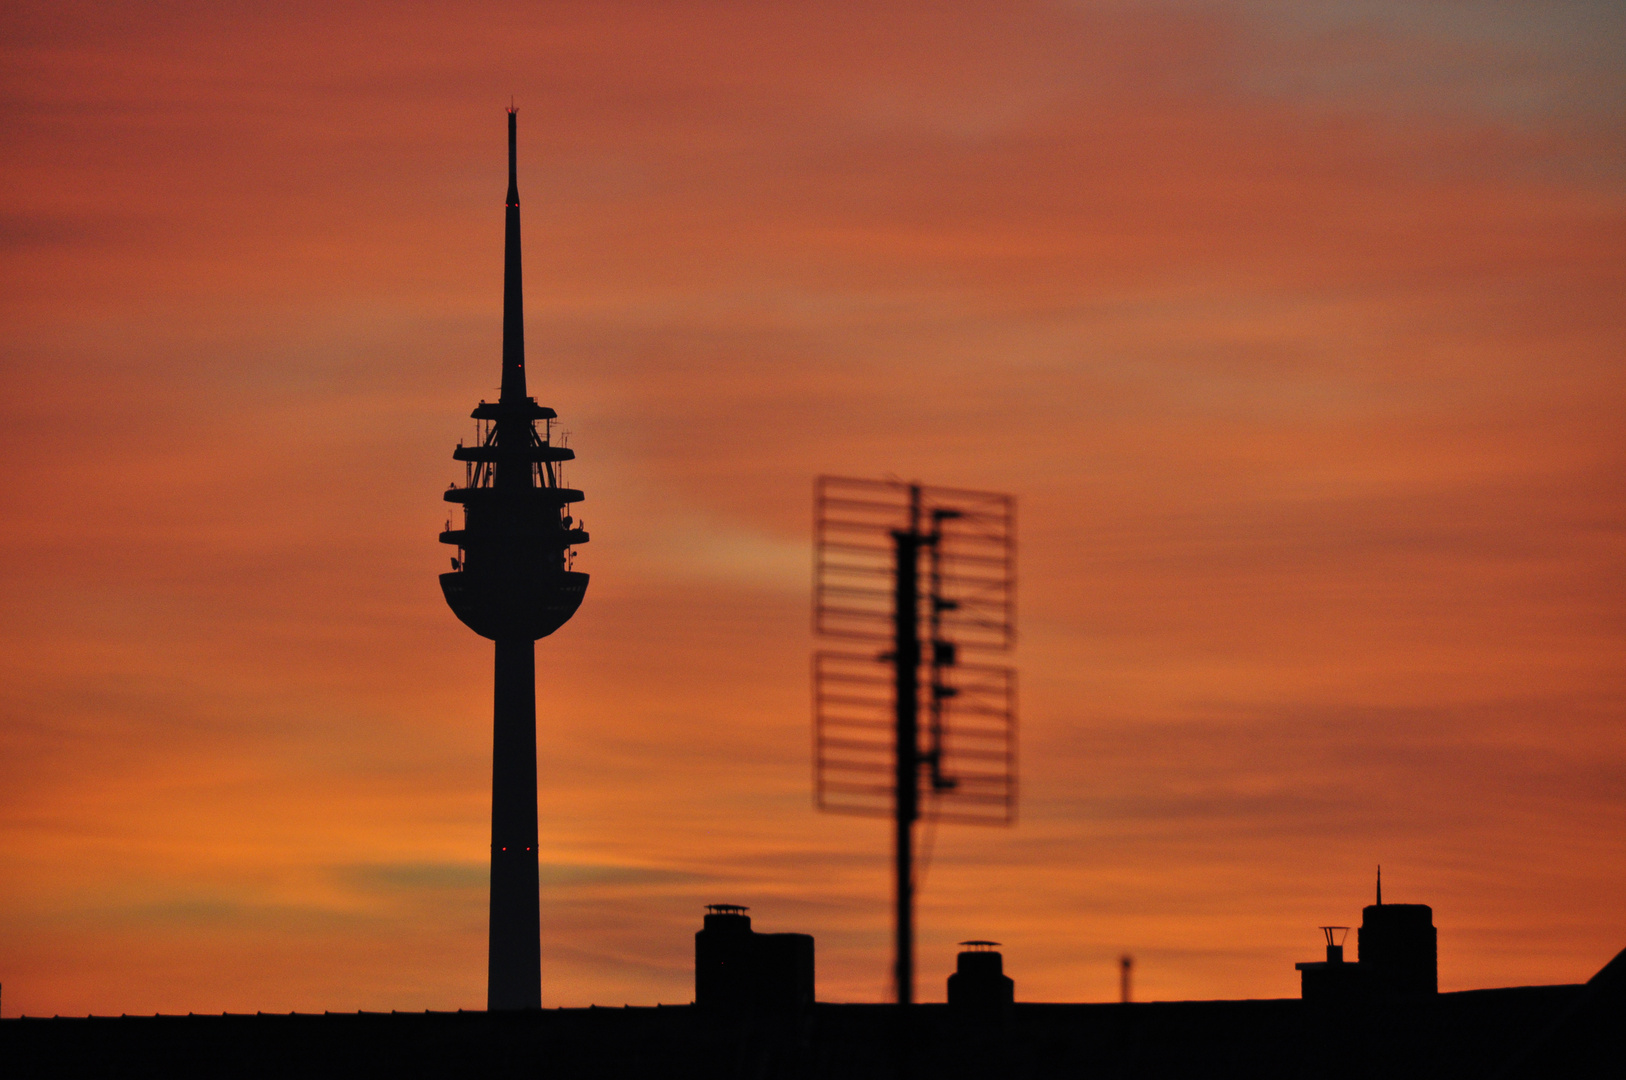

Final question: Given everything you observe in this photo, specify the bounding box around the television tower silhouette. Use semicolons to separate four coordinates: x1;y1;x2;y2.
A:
438;107;590;1011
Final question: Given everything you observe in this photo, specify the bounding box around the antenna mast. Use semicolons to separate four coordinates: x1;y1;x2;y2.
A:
812;477;1017;1009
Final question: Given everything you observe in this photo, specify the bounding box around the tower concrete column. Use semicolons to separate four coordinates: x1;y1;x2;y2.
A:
488;636;540;1010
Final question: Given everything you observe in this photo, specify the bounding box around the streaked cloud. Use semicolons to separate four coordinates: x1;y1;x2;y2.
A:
0;0;1620;1016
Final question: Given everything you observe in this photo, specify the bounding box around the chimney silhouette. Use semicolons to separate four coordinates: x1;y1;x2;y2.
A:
694;905;815;1013
947;941;1015;1012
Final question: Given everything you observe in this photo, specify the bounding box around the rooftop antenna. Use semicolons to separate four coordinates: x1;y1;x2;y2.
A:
438;106;591;1011
812;477;1017;1010
1377;865;1383;905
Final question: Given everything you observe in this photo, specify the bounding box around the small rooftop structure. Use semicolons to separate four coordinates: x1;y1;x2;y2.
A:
1297;875;1437;1005
694;904;813;1013
948;940;1015;1012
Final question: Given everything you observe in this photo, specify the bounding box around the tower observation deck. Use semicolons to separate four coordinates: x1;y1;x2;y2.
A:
438;107;590;1010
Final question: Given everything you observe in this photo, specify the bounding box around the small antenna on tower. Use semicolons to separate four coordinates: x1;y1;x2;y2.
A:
1377;865;1383;905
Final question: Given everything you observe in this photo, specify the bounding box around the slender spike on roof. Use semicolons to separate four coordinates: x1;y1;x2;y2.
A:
1377;865;1383;905
500;106;526;403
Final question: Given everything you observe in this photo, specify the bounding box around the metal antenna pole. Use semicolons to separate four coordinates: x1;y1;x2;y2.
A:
811;475;1016;1031
892;485;922;1007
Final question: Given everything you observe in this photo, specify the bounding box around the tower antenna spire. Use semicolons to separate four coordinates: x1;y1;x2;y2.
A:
501;104;525;403
1377;864;1383;905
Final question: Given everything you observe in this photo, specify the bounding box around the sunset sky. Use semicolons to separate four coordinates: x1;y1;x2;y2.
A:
2;1;1622;1015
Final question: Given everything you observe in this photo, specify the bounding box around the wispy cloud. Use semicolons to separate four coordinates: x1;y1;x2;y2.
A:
0;0;1620;1015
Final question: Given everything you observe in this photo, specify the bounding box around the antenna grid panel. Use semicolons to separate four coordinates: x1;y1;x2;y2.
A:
812;476;1017;826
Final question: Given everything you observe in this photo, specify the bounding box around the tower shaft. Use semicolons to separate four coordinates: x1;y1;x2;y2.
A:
488;106;540;1011
489;638;541;1010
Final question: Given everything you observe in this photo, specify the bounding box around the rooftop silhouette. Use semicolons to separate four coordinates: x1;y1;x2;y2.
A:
6;896;1620;1078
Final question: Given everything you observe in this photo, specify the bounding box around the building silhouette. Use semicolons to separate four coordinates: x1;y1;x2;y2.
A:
6;894;1620;1078
694;905;815;1014
1296;871;1440;1009
436;108;590;1011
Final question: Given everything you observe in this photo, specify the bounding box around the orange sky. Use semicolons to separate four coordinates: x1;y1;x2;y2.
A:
2;1;1623;1015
